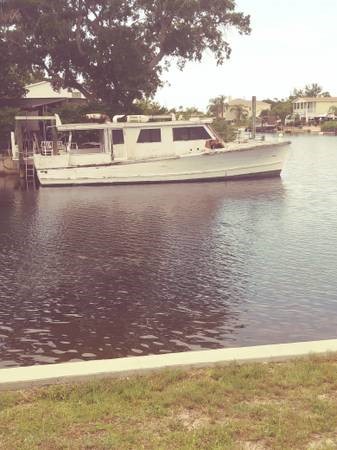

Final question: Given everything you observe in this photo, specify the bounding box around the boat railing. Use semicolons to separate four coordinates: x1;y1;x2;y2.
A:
41;141;66;156
235;131;265;143
126;114;176;123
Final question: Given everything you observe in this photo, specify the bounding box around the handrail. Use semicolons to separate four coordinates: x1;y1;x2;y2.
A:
235;131;265;143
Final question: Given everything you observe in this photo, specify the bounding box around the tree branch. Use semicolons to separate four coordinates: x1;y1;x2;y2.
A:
75;0;86;57
148;19;170;70
42;61;96;102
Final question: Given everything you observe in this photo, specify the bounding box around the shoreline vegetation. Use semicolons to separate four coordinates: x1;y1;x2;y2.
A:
1;355;337;449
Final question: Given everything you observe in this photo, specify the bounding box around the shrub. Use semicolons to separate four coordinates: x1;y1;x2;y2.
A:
321;121;337;132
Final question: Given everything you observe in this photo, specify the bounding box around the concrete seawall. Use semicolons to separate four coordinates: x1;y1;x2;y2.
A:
1;339;337;391
0;155;19;176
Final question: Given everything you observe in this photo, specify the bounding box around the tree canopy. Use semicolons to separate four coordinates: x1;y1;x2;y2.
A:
0;7;27;100
1;0;250;111
0;41;26;99
291;83;331;99
264;100;293;124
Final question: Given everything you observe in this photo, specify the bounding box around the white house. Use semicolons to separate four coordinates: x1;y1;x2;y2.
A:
0;80;87;115
292;97;337;120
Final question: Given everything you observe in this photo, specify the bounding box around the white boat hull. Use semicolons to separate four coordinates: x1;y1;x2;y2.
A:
35;142;290;186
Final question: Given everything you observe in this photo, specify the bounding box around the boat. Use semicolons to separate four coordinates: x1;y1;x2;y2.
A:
11;114;290;187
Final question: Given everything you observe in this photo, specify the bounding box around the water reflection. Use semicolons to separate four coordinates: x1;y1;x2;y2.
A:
1;136;337;367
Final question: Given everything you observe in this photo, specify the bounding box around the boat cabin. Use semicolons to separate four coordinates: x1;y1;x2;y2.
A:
12;114;222;166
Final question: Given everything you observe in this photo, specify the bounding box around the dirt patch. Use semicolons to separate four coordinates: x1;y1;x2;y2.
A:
239;441;268;450
317;392;337;402
307;433;337;449
176;410;214;431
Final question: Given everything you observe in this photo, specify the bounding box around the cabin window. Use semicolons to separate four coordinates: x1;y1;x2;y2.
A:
66;129;104;152
173;126;212;141
112;129;124;145
137;128;161;143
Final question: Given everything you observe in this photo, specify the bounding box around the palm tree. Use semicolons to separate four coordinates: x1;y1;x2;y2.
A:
207;95;228;118
230;104;248;124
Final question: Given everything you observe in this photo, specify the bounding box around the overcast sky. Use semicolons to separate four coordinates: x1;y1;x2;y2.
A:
155;0;336;111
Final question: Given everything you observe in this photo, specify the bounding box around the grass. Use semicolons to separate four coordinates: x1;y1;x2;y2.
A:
1;356;337;449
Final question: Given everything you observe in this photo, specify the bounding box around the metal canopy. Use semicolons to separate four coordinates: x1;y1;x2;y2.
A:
15;116;56;121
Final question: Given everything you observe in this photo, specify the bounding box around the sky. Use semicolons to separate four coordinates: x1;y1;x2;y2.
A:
155;0;337;111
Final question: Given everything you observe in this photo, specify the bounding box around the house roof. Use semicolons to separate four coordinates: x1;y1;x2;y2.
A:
292;97;337;103
228;98;270;108
0;97;84;108
25;80;85;99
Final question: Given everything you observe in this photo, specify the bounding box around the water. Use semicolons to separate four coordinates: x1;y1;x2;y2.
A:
1;135;337;368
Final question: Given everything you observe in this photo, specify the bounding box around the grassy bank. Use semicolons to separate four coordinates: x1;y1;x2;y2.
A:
1;356;337;449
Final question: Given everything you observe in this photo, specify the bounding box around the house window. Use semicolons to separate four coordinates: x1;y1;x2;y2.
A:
173;126;212;141
137;128;161;143
112;129;124;145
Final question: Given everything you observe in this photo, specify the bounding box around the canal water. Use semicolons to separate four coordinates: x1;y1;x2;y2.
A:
1;135;337;368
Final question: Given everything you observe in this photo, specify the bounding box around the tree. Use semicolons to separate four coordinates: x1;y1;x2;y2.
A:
1;1;250;111
0;6;45;98
0;40;27;99
270;100;293;124
0;3;27;98
133;99;169;115
230;104;248;124
0;12;26;150
207;95;228;118
289;88;304;101
304;83;330;98
290;83;330;99
176;106;204;119
259;108;274;125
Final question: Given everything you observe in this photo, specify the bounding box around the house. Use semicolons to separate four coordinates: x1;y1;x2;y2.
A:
292;97;337;120
22;80;86;114
0;80;86;114
224;98;271;122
